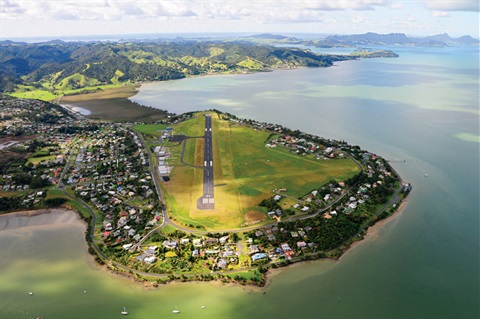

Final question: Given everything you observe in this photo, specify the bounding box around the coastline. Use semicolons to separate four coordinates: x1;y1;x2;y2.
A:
58;85;168;122
0;198;408;290
339;200;409;258
55;66;323;118
263;199;409;287
0;208;86;231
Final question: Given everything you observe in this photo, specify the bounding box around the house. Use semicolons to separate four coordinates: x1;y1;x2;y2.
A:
255;230;264;237
180;238;190;245
217;259;228;269
146;246;158;254
249;245;260;254
297;241;307;249
162;240;178;249
268;211;276;218
122;243;133;250
144;256;157;264
193;239;203;247
251;253;268;262
219;236;229;244
205;238;219;245
274;195;282;201
222;250;235;257
136;253;147;262
280;243;295;259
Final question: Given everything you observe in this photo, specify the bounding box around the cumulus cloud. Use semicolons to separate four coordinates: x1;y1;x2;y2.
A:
0;0;394;23
423;0;479;12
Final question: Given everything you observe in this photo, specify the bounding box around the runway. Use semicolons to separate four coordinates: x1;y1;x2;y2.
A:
197;114;215;210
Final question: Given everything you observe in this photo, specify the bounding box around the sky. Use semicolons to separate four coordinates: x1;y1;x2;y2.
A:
0;0;479;40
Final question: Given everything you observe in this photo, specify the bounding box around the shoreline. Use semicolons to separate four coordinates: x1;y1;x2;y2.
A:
263;199;409;287
338;200;408;259
55;65;332;117
1;199;409;290
0;208;87;232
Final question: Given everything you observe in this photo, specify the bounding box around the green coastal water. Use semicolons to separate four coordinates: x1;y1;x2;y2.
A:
1;46;478;318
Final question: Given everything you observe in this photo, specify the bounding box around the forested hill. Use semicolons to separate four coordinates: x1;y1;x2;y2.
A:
0;41;349;93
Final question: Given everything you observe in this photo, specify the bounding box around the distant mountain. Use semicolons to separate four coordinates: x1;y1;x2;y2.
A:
324;32;479;47
247;33;290;40
423;33;479;45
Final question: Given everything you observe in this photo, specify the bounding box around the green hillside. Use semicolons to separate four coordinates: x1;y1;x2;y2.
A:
0;41;350;97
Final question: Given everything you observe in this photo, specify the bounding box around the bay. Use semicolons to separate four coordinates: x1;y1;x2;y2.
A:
1;46;478;318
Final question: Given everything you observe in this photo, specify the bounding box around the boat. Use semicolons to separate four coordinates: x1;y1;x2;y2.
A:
201;306;206;309
173;306;180;314
28;292;33;295
121;306;128;315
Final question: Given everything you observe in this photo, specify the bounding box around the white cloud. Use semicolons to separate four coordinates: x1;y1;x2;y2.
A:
390;2;403;9
423;0;479;12
431;11;450;17
0;0;394;22
352;14;365;24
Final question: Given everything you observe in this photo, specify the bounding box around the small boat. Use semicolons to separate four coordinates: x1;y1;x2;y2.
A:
28;292;33;295
121;306;128;315
173;306;180;314
424;173;428;177
201;306;206;309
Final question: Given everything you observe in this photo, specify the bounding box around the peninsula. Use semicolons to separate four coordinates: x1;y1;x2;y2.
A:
0;97;411;286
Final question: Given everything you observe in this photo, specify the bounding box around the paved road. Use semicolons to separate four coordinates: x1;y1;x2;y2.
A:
197;114;215;210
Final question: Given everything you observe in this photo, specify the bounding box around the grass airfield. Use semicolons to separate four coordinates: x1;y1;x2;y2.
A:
135;112;360;230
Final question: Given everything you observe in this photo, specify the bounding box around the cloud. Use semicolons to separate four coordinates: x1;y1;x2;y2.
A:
352;14;365;24
431;11;450;17
390;2;403;9
0;0;394;23
423;0;479;12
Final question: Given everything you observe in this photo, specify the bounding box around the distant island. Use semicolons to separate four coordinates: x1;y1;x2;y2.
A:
0;95;411;287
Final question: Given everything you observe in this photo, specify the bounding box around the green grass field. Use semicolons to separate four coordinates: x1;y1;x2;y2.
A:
143;112;360;230
27;155;57;165
10;83;128;102
132;124;167;137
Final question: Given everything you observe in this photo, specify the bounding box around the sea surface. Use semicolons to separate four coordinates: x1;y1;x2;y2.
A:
1;46;478;319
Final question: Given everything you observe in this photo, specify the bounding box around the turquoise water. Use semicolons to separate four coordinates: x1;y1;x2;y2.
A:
1;46;478;318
